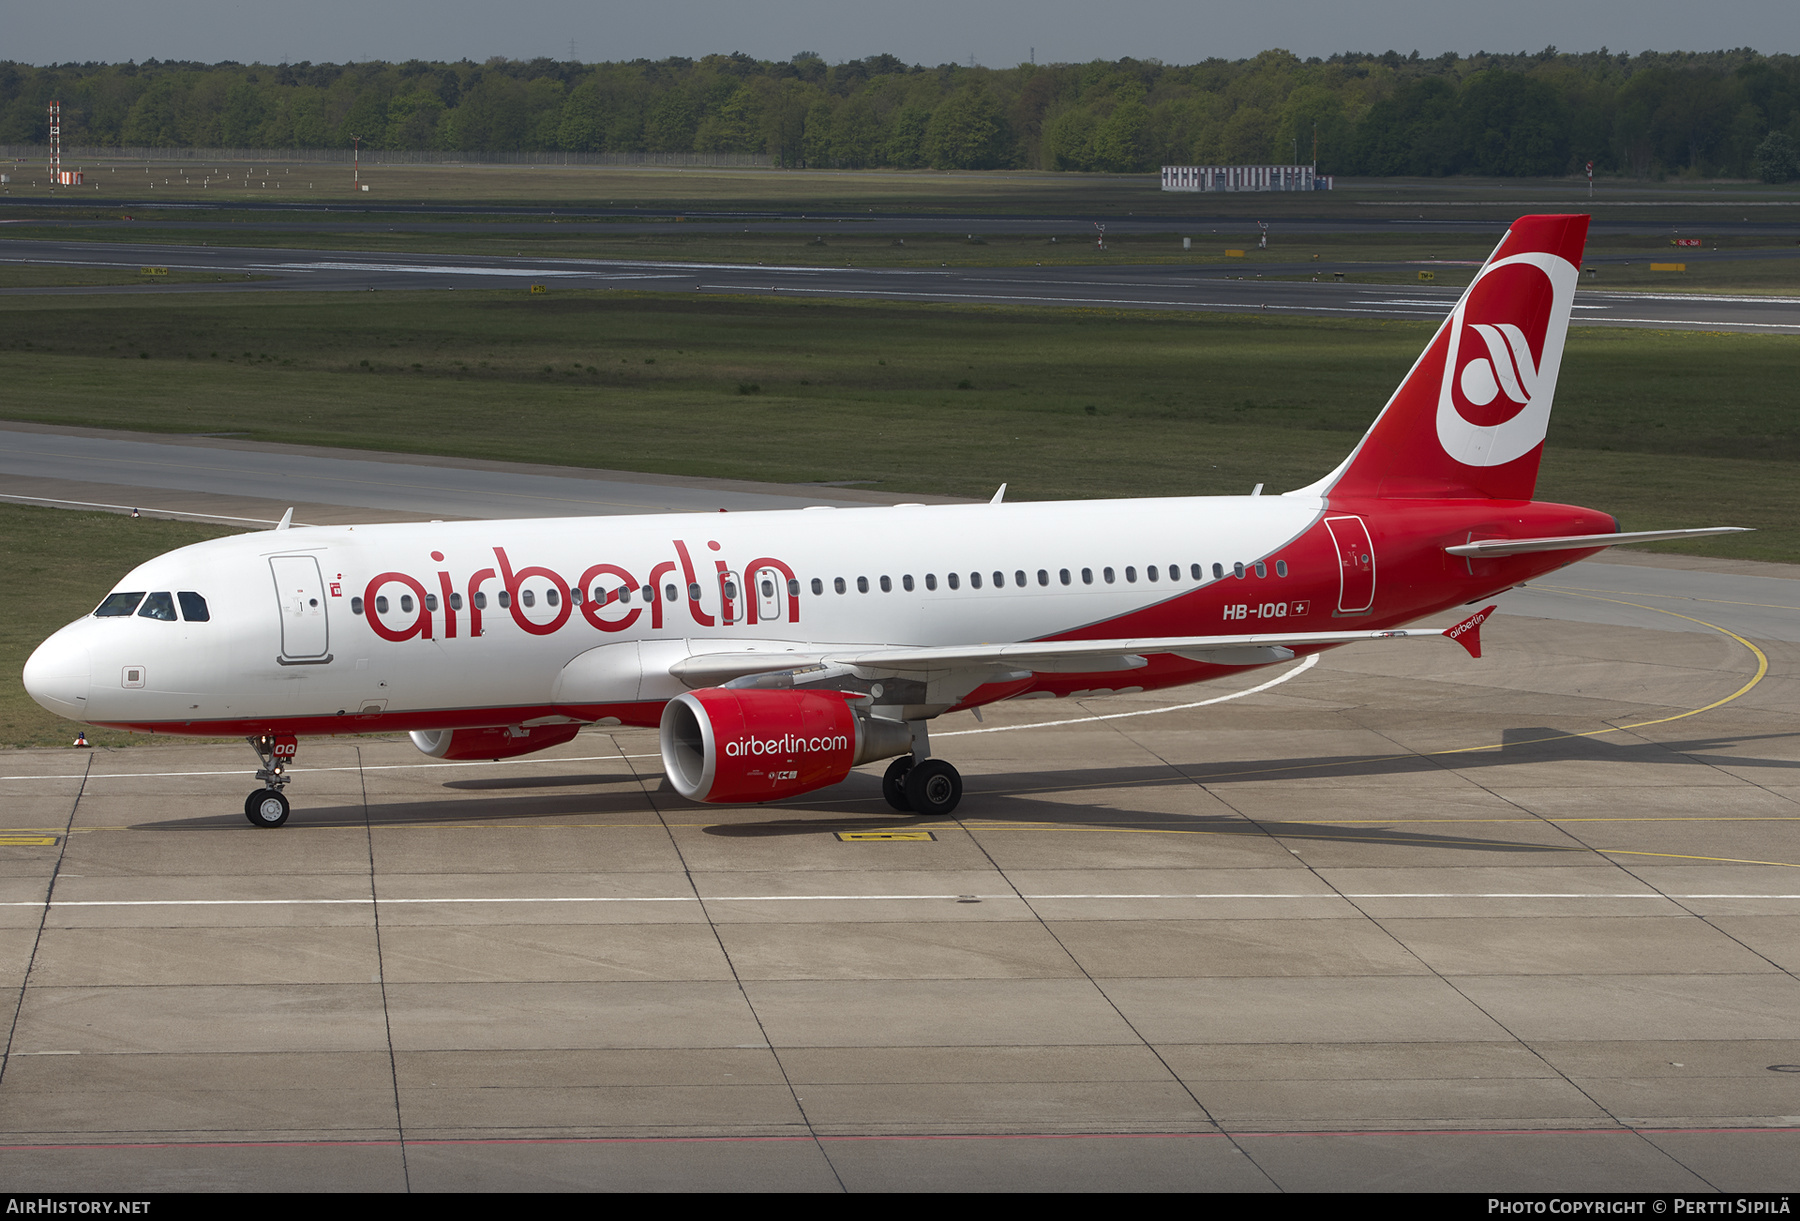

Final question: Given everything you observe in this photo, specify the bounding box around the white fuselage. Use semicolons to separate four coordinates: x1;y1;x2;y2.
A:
28;494;1335;735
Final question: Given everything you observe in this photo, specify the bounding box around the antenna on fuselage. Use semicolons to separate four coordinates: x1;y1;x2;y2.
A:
275;507;293;530
990;484;1007;505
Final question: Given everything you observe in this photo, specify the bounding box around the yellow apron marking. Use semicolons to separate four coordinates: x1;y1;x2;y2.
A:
1538;583;1800;613
1586;849;1800;869
836;830;936;842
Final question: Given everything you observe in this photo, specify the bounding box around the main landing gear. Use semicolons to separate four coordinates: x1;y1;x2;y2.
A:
244;733;296;828
882;755;964;817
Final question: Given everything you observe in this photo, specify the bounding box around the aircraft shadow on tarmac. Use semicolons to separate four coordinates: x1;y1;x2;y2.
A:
703;814;1569;856
442;773;633;791
1160;725;1800;788
139;726;1799;852
700;725;1800;856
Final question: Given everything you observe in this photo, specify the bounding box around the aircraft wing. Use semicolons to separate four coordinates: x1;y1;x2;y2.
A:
667;606;1497;687
1445;527;1748;558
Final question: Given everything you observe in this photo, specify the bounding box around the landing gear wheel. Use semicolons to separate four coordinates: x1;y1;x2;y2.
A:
244;733;297;827
245;789;290;828
903;759;962;817
882;756;915;812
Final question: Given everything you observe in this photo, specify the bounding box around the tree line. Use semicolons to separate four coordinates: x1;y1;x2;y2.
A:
3;47;1798;180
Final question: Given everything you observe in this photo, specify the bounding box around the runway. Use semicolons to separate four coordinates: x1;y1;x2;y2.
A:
2;443;1798;1190
3;236;1797;332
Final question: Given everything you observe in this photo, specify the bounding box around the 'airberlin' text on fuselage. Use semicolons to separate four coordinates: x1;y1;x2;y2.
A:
724;733;850;758
359;543;800;644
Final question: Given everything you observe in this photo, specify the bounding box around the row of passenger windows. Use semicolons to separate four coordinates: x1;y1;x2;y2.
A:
814;561;1287;595
350;561;1287;618
94;591;210;622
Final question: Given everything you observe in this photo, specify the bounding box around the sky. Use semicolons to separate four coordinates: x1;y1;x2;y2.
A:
5;0;1795;68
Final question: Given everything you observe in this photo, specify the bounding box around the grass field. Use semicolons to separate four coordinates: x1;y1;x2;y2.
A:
10;162;1167;214
0;287;1792;548
0;264;273;288
0;503;241;748
8;162;1798;219
1578;254;1800;295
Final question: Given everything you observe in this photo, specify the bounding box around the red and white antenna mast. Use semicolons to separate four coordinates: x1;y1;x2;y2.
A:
48;100;60;181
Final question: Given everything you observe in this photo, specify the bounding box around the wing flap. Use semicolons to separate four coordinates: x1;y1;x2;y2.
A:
826;624;1471;673
666;619;1495;688
1173;645;1296;665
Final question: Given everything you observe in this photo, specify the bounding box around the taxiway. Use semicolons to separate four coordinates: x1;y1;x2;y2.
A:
1;452;1796;1191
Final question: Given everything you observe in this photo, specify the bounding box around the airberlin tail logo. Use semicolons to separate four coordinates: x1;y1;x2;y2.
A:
1458;323;1539;415
1435;249;1578;469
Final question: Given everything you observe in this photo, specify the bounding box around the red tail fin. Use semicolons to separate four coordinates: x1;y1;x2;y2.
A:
1308;215;1589;503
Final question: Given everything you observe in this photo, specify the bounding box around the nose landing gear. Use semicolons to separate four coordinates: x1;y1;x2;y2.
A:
245;733;297;827
245;788;290;827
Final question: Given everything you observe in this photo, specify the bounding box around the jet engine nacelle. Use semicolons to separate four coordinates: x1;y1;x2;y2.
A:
410;722;582;761
661;688;912;804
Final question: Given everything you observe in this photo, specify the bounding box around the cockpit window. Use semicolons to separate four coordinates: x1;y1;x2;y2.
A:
95;592;145;617
137;592;178;621
178;592;210;622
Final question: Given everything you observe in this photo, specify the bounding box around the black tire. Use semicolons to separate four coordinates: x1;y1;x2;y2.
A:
245;789;290;828
882;756;914;812
903;759;962;817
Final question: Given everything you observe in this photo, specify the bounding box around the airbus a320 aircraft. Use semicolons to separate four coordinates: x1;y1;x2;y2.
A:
23;214;1742;827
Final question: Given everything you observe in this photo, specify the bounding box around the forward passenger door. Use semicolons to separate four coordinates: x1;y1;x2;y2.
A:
269;555;330;661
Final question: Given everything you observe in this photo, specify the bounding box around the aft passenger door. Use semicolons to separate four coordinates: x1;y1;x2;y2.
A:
1324;516;1376;615
269;555;331;662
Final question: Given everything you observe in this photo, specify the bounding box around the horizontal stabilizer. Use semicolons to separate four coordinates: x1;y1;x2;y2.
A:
1445;527;1750;558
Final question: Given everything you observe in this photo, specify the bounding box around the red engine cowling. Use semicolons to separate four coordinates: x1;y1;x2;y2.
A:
410;722;582;761
661;688;912;804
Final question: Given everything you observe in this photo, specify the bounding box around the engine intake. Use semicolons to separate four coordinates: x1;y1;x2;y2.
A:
661;688;912;804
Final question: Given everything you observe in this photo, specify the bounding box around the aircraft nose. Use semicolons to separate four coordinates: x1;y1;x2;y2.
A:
23;629;91;719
